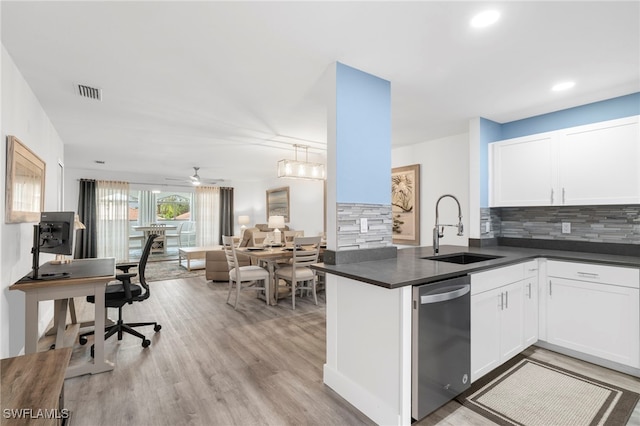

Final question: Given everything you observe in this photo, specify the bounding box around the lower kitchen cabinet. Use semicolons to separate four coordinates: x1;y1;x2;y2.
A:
471;280;526;382
471;261;541;383
470;284;502;381
546;261;640;368
498;281;526;361
523;262;539;347
470;263;530;383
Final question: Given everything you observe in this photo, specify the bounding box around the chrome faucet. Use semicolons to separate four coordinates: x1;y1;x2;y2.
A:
433;194;464;255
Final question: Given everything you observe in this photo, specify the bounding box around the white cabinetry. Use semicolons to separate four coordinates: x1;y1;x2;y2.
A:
490;115;640;207
523;260;539;347
469;286;501;381
546;261;640;368
490;134;555;206
470;263;531;382
559;119;640;205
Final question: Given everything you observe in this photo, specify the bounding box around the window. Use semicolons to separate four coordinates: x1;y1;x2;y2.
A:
156;193;191;221
129;193;139;223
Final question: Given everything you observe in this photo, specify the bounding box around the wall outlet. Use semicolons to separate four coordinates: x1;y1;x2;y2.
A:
562;222;571;234
485;222;491;233
360;218;368;233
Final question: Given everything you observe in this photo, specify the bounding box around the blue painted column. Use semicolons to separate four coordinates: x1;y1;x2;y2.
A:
326;62;395;263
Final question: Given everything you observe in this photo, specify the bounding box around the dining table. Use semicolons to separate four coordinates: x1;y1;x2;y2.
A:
238;245;325;305
132;225;178;254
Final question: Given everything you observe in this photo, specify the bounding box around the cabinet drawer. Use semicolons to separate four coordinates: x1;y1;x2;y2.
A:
548;261;639;289
471;263;524;295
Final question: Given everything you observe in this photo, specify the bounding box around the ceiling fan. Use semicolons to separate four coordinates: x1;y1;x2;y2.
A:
165;167;225;186
189;166;202;185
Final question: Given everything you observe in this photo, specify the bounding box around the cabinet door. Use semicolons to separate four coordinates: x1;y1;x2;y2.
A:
490;134;555;207
499;281;525;361
547;277;640;368
470;288;502;383
523;277;539;347
559;116;640;205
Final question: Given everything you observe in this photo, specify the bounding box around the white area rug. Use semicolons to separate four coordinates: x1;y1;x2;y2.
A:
457;356;639;426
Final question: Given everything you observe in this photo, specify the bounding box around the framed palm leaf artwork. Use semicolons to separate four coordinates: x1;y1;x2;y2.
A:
392;164;420;245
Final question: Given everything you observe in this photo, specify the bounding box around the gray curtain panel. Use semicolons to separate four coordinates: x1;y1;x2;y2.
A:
74;179;98;259
219;187;234;244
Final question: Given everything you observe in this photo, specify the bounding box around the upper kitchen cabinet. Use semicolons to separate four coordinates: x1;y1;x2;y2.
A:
490;133;555;206
490;115;640;207
559;117;639;205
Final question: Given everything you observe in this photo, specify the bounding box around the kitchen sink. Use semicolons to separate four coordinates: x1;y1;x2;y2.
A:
422;252;503;265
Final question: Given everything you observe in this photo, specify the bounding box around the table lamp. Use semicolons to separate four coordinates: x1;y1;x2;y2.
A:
268;215;285;244
238;215;250;238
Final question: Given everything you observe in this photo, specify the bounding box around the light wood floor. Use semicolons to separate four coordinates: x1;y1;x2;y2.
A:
58;277;640;426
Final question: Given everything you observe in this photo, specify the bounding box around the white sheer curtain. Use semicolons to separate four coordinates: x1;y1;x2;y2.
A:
138;190;156;225
195;186;220;246
96;180;130;262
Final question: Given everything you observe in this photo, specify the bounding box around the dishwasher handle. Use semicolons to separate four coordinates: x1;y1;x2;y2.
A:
420;285;470;304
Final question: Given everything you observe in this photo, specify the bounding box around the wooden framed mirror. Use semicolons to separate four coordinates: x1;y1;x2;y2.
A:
5;136;46;223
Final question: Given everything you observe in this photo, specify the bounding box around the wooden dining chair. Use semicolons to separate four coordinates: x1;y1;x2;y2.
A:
222;236;270;309
283;230;304;244
275;236;321;309
149;223;167;254
251;231;276;247
178;221;196;247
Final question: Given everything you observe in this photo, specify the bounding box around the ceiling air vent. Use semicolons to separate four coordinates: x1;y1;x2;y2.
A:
75;84;102;101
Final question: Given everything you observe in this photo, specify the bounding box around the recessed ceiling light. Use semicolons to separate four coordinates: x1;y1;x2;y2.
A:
470;10;500;28
552;81;576;92
152;190;161;194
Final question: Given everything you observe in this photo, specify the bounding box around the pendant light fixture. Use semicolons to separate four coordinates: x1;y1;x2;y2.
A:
277;144;326;180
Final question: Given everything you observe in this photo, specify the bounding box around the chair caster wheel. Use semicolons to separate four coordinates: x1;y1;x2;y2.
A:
49;344;56;350
142;339;151;348
154;324;162;332
79;336;88;345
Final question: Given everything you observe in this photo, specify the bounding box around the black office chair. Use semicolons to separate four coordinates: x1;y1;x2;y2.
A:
79;234;161;356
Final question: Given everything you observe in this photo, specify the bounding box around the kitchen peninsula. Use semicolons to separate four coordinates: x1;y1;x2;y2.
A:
313;244;640;425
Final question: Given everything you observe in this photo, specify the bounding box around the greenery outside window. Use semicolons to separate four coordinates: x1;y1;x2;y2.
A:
156;194;191;220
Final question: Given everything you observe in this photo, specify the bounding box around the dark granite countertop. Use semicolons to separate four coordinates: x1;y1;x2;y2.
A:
312;244;640;289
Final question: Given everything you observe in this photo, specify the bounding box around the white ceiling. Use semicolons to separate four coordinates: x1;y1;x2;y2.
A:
2;1;639;185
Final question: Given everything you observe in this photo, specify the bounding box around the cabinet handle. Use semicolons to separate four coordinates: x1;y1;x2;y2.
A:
505;291;508;309
499;293;504;310
577;271;599;278
550;188;554;204
528;282;532;299
549;280;552;296
562;187;565;204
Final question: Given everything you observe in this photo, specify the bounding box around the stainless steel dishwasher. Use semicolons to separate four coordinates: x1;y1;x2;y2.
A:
412;275;471;420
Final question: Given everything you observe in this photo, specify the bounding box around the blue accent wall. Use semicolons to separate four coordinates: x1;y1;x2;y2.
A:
501;92;640;139
335;62;391;204
479;118;502;208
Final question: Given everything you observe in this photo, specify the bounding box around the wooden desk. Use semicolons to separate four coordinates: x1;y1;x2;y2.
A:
10;258;116;378
1;348;72;425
